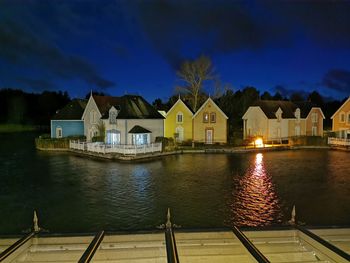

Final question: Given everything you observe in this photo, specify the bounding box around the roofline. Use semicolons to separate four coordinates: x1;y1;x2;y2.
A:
306;107;326;119
81;94;101;120
242;106;269;119
331;96;350;119
166;98;193;116
192;97;228;119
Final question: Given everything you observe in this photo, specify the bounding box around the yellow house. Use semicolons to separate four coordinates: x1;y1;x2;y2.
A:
193;97;228;144
164;98;193;142
331;96;350;138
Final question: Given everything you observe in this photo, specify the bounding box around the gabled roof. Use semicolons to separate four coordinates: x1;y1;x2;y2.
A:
251;100;297;119
129;125;151;134
166;98;194;116
331;96;350;119
250;100;319;119
92;94;164;119
52;99;87;120
192;97;228;119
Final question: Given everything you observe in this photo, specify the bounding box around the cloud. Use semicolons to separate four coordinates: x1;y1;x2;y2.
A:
322;69;350;93
263;1;350;48
126;1;350;68
16;77;57;91
0;20;114;89
128;1;288;68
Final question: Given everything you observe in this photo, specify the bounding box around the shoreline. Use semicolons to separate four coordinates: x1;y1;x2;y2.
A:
36;145;349;162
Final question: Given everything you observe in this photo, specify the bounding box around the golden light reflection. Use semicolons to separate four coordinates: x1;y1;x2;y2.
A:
228;153;283;227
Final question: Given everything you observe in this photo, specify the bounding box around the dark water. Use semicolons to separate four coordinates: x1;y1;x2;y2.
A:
0;132;350;234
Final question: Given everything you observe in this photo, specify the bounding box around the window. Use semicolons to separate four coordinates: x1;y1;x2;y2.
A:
210;112;216;123
295;108;300;123
109;111;117;124
176;112;183;123
56;127;62;138
90;110;98;124
203;112;209;123
132;134;149;145
348;113;350;124
340;113;345;123
311;112;318;123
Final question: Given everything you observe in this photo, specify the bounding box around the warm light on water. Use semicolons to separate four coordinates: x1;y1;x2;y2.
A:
228;153;283;227
1;132;350;234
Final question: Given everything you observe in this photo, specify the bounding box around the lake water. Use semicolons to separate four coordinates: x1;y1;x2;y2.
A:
0;132;349;235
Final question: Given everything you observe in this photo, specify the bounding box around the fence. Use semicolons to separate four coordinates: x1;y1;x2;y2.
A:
328;137;350;146
70;140;162;155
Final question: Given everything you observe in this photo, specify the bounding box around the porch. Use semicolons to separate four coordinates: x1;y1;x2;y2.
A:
69;140;162;155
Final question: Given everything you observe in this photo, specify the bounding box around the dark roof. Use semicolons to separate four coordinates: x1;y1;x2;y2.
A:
93;95;164;119
128;125;151;134
251;100;315;119
52;99;87;120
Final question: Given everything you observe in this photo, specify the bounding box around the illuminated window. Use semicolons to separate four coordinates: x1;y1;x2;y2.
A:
176;112;183;123
210;112;216;123
132;134;149;145
203;112;209;123
312;112;318;123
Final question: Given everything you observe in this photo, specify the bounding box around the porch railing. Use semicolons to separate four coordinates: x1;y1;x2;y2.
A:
69;140;162;155
328;137;350;146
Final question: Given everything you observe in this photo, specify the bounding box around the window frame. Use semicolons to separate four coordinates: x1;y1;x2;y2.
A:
56;127;62;138
340;112;345;123
210;112;216;123
176;112;183;123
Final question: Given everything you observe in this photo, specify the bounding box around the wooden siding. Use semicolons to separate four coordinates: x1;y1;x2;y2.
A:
193;99;227;143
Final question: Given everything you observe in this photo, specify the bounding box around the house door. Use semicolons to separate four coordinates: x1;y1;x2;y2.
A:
295;126;300;136
206;129;213;144
175;126;184;142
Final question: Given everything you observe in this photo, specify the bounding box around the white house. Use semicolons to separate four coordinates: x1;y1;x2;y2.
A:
242;100;325;142
82;94;164;144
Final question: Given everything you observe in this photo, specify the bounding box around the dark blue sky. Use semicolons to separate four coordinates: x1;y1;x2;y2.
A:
1;0;350;102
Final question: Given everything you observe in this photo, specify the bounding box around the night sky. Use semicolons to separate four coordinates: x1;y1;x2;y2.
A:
1;0;350;102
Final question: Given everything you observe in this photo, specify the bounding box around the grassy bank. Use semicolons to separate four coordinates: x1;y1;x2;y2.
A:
0;124;37;133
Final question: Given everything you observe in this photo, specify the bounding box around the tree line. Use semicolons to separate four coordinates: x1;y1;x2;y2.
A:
0;88;70;127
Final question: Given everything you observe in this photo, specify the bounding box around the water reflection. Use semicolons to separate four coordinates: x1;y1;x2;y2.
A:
228;153;283;227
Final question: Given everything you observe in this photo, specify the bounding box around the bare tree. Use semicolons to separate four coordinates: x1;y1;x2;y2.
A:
176;55;214;111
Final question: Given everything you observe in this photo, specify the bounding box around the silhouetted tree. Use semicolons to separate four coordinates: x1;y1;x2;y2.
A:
272;92;283;100
261;91;272;100
176;55;214;111
290;92;304;102
308;91;324;107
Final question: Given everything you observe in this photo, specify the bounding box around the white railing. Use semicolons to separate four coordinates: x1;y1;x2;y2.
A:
70;140;162;155
328;137;350;146
69;140;87;151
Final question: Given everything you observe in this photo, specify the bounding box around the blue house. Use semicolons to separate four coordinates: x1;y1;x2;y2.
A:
51;99;87;138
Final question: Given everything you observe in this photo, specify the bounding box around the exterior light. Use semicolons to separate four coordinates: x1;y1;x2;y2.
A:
254;138;264;148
